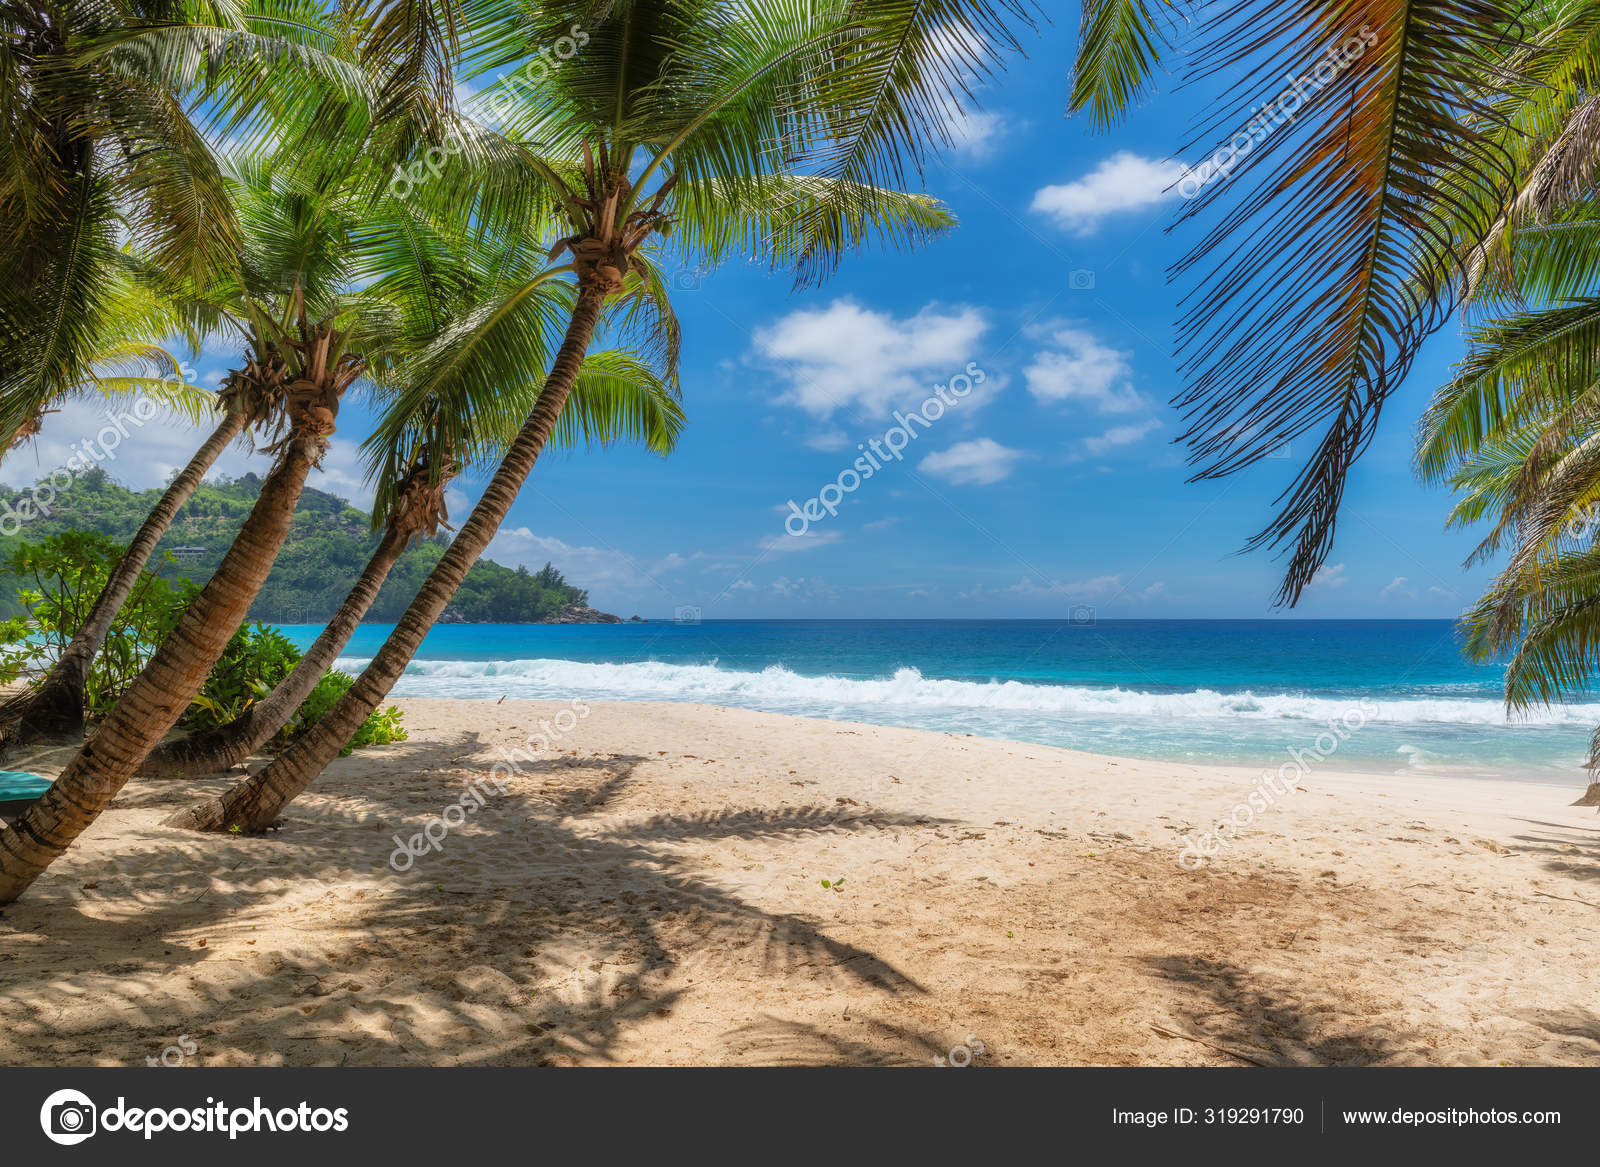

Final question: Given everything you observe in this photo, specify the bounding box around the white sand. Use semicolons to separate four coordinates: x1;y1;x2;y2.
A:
2;698;1597;1066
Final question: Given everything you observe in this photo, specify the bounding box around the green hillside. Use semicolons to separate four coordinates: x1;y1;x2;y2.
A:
0;469;589;623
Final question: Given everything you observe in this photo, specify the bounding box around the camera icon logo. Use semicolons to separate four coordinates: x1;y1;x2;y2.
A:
671;268;703;291
40;1089;97;1145
1068;604;1096;627
674;605;701;625
1068;268;1095;291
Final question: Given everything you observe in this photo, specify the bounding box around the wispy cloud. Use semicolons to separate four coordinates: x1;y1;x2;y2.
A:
1024;324;1144;414
1083;418;1161;456
1307;562;1347;591
760;528;844;554
752;298;988;418
920;437;1025;485
1031;152;1184;235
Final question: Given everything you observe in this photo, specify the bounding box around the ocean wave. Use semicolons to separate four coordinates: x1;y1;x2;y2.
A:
329;656;1600;727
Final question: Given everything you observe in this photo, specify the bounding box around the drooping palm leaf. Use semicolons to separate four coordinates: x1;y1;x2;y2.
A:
1068;0;1189;129
1171;0;1526;605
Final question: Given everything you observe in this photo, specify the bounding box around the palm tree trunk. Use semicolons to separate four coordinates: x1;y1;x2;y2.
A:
0;324;356;903
5;409;245;743
168;286;607;834
139;520;410;777
0;434;322;902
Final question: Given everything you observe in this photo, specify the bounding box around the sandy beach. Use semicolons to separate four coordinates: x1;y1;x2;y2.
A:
2;698;1597;1067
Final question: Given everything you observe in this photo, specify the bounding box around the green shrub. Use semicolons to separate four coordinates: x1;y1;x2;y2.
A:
276;669;407;756
182;619;303;734
0;532;179;715
0;533;404;755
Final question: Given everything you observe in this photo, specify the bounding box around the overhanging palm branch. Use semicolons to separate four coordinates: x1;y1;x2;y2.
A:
1068;0;1192;129
1168;0;1526;605
1416;297;1600;482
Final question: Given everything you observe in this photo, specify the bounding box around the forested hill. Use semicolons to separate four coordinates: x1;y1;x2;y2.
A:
0;469;592;624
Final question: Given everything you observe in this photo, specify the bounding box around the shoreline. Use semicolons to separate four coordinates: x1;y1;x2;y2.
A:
3;698;1597;1066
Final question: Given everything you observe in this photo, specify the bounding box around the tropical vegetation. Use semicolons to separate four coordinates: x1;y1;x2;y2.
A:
0;530;407;755
0;468;595;624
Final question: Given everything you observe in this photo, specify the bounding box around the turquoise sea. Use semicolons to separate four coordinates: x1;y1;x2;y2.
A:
274;618;1600;781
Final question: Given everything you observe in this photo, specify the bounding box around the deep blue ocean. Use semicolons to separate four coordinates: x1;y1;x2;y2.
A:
273;619;1600;781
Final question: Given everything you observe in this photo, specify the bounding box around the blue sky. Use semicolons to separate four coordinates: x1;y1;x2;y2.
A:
4;17;1496;620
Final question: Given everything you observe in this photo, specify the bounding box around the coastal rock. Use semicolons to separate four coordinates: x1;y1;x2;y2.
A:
541;603;623;625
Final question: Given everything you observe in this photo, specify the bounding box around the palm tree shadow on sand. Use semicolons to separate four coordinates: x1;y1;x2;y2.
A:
1141;956;1409;1066
0;732;950;1065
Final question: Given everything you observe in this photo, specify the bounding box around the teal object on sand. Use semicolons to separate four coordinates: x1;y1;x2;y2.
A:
0;770;51;819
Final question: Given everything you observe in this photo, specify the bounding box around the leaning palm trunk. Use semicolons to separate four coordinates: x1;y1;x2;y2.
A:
139;465;450;777
0;323;358;903
4;407;247;744
168;284;607;834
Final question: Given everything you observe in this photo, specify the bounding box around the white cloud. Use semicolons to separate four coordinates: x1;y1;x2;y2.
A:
1307;563;1347;591
919;437;1025;485
0;399;261;493
1023;325;1143;414
770;575;838;601
760;528;844;554
803;429;852;452
752;298;988;418
487;527;658;594
1031;152;1184;235
650;552;690;574
1380;576;1416;601
1083;418;1161;456
945;107;1008;160
958;573;1155;604
1015;574;1123;599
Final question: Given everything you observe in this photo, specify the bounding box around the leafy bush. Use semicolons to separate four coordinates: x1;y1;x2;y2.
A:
275;669;407;756
183;617;303;734
0;533;404;754
0;532;179;715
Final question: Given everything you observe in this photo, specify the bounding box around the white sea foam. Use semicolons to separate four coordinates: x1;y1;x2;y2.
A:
329;656;1600;727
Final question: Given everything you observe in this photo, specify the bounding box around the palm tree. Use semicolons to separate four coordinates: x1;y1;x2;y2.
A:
1066;0;1581;603
0;0;372;739
0;0;366;449
1411;123;1600;784
0;286;362;901
161;0;1026;840
4;375;260;742
0;125;468;897
1418;294;1600;731
0;261;286;742
145;348;682;779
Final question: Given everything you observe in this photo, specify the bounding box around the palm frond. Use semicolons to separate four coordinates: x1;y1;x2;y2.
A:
1172;0;1525;605
1068;0;1188;129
